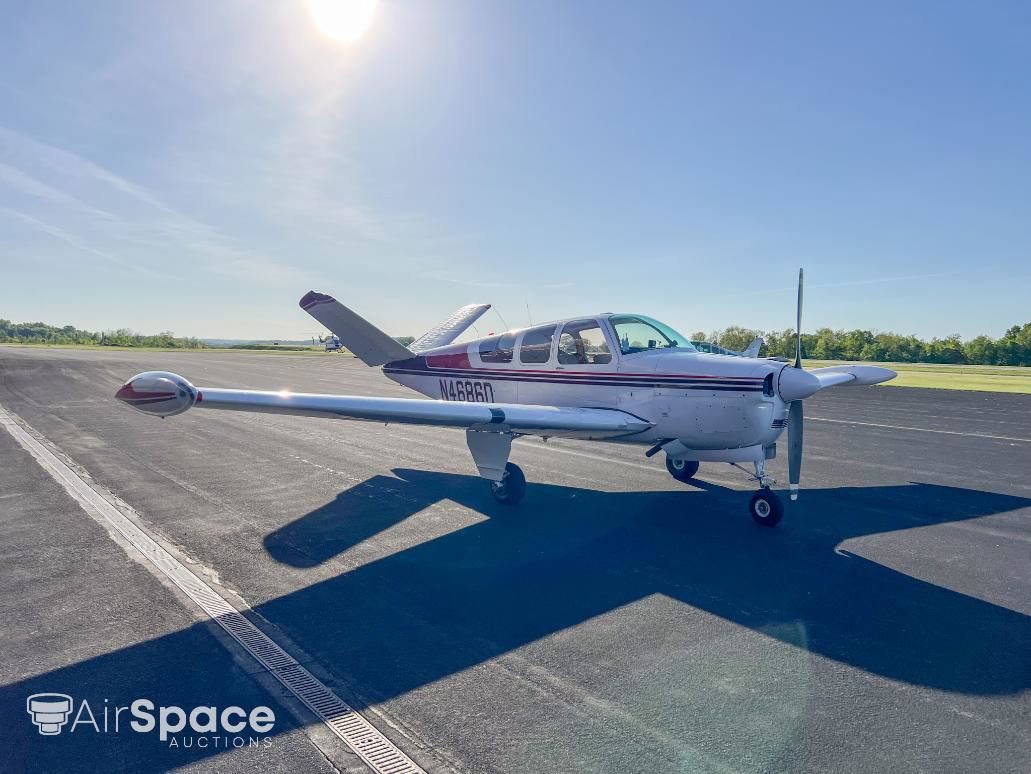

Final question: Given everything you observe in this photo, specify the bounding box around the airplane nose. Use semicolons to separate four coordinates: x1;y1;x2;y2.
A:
777;366;822;402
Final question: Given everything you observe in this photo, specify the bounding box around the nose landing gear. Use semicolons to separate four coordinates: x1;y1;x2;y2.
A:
727;457;784;526
746;458;783;526
748;489;784;526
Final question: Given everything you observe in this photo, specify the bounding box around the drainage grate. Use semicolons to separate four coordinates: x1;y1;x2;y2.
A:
0;406;424;774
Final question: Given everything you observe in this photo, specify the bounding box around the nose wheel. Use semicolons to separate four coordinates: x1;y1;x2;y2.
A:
749;489;783;527
490;462;526;504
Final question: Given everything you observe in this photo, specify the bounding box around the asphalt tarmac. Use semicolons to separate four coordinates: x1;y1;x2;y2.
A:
1;347;1029;773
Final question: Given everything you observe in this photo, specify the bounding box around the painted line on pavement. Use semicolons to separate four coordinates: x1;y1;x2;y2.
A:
809;416;1031;443
0;404;424;774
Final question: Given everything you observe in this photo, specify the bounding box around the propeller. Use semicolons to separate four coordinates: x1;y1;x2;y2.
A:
789;268;803;500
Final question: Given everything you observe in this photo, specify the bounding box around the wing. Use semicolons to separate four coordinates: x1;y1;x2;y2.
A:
116;371;652;441
196;389;651;439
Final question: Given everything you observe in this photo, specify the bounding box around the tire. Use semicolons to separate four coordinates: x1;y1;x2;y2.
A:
490;462;526;504
665;455;700;482
749;489;784;527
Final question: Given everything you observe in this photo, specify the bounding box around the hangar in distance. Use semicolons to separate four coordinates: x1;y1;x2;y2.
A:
116;270;895;526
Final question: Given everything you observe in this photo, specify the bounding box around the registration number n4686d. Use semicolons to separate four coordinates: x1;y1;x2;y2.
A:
440;379;495;403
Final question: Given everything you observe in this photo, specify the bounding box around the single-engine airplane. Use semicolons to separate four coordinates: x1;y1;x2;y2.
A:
116;270;895;526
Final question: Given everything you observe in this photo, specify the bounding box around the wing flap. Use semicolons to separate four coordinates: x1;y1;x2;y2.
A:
195;388;652;439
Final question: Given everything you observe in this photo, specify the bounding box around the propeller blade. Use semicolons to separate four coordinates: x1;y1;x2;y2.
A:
788;399;803;500
794;267;804;368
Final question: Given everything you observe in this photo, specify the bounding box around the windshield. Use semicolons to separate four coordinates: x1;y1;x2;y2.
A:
608;315;697;355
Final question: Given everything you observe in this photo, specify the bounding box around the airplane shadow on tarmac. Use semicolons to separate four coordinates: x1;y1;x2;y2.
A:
5;472;1031;771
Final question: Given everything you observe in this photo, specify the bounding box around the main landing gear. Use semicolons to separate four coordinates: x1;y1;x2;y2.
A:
490;462;526;504
665;455;700;482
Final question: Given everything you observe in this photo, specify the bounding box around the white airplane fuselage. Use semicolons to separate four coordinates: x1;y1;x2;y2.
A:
382;314;791;454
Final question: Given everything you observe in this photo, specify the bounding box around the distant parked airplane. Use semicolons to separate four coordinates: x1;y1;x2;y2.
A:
319;333;344;352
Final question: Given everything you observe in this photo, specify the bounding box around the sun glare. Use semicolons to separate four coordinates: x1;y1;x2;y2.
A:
307;0;378;44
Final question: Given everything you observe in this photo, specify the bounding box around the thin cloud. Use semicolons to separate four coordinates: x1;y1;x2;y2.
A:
0;162;119;222
0;125;310;286
0;206;166;278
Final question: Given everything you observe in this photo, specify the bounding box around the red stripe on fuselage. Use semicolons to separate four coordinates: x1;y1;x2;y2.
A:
398;350;764;382
425;352;472;369
423;364;760;381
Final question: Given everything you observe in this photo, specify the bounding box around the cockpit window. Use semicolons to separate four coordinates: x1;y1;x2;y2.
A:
558;320;612;365
608;315;696;355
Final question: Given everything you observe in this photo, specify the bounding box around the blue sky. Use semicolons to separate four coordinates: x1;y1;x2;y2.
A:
1;0;1029;340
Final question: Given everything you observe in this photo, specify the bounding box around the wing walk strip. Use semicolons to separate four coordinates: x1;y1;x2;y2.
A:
0;405;424;774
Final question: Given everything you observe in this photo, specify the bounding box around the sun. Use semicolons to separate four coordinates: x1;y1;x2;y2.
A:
307;0;378;44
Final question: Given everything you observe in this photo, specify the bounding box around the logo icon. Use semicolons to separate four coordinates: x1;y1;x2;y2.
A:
26;693;73;735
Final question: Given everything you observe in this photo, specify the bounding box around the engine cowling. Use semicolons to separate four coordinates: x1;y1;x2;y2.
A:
115;371;197;417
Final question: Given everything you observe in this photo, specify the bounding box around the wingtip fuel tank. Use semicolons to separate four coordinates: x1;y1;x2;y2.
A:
115;371;197;417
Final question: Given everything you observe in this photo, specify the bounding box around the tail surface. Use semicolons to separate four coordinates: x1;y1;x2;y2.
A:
410;303;491;353
741;336;763;358
299;291;413;366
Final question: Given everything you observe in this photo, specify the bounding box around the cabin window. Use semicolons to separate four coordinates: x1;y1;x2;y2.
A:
479;333;516;364
519;325;556;364
558;320;612;365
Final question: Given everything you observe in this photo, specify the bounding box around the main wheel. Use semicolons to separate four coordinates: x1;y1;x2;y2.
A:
490;462;526;504
666;455;700;482
749;489;784;527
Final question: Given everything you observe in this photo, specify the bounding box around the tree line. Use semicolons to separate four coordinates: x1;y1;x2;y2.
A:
0;320;207;349
694;323;1031;366
4;317;1031;365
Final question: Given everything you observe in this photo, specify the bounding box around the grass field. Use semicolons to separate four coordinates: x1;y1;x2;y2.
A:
805;360;1031;394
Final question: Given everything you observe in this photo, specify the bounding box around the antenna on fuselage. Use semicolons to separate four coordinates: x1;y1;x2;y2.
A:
525;299;533;327
493;307;511;333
